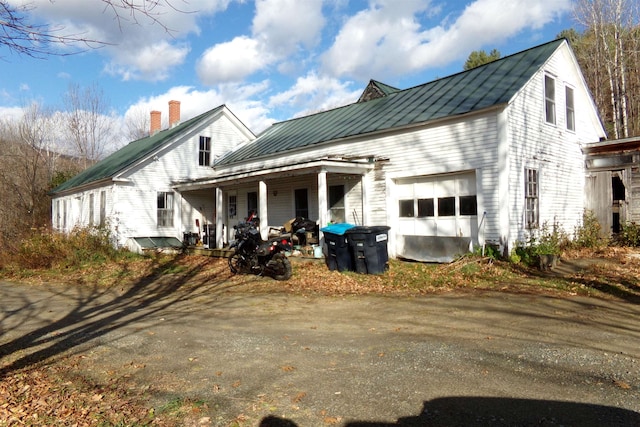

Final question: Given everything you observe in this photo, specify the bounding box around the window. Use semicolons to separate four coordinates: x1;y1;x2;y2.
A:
438;197;456;217
89;193;95;226
459;195;478;216
294;188;309;218
157;191;174;227
565;86;575;131
417;198;434;217
228;195;237;218
99;191;106;227
399;199;414;217
247;191;258;217
525;168;539;229
199;136;211;166
56;200;60;229
544;75;556;124
329;185;345;223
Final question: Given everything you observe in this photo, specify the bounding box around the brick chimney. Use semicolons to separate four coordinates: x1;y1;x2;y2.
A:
169;100;180;128
150;110;161;135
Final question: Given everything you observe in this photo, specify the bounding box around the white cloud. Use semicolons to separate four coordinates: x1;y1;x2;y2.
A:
196;36;270;84
196;0;325;85
126;82;276;134
105;40;190;81
268;72;360;117
322;0;572;80
252;0;324;55
9;0;233;82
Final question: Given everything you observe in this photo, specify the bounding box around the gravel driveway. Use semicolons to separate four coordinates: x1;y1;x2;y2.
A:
1;279;639;426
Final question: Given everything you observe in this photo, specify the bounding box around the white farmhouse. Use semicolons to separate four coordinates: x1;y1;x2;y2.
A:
51;39;606;261
50;103;255;252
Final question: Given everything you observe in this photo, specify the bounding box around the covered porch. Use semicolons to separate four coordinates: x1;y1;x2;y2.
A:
175;158;375;249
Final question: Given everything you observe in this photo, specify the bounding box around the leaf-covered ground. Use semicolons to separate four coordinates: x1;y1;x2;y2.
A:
2;248;639;426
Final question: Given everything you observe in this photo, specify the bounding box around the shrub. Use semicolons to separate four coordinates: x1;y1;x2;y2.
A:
7;226;120;270
511;220;568;267
573;209;606;248
618;222;640;247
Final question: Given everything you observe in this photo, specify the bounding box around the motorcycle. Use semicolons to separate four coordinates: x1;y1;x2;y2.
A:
228;215;293;280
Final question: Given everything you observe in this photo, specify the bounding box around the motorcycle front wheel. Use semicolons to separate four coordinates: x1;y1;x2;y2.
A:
271;253;292;281
228;251;249;274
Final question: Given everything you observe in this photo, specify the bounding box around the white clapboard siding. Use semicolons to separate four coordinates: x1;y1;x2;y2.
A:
505;47;600;248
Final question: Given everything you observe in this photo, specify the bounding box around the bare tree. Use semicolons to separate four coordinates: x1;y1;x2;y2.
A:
62;83;117;167
0;103;58;238
0;0;189;58
574;0;638;139
124;105;151;141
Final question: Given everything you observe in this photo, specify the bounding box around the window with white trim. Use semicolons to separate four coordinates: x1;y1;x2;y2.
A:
157;191;174;227
544;75;556;125
99;191;106;227
525;168;539;229
199;136;211;166
565;86;575;131
89;193;95;226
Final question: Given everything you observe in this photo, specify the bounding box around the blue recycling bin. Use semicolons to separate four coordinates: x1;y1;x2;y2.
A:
320;223;356;272
346;226;390;274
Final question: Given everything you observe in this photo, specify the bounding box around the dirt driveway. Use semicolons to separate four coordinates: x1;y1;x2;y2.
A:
1;273;639;426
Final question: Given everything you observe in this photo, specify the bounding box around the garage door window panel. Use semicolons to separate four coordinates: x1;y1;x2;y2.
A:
459;195;477;216
438;197;456;217
417;198;434;217
399;199;414;217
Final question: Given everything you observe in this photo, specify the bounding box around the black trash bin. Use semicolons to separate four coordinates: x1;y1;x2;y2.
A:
320;223;355;272
346;226;390;274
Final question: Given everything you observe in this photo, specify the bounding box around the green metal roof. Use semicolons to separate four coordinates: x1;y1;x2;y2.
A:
218;39;565;166
51;105;225;194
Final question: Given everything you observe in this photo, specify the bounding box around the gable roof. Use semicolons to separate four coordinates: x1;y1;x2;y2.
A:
51;105;227;195
217;39;566;167
357;79;401;102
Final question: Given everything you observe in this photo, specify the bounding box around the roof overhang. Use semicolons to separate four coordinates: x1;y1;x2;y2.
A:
582;137;640;155
173;157;377;191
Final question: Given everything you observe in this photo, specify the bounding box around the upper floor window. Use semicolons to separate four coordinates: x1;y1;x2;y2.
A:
199;136;211;166
565;86;575;131
544;75;556;125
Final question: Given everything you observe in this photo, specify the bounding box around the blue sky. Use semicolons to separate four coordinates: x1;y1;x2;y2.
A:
1;0;577;151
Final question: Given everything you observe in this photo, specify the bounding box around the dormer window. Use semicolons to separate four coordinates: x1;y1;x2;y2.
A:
544;75;556;125
199;136;211;166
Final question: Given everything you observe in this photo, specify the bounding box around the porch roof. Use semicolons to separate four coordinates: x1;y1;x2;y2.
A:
216;39;565;167
173;157;375;191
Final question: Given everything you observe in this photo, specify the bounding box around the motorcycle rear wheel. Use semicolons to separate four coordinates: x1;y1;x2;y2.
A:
228;251;249;274
271;253;292;281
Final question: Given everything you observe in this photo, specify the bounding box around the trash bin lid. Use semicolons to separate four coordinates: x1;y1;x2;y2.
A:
345;225;390;234
320;223;356;236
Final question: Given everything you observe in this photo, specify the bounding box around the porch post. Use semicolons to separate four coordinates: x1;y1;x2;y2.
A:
259;180;268;240
215;187;223;248
317;170;328;228
361;173;368;225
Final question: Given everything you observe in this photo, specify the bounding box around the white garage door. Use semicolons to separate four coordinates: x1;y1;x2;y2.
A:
396;171;478;238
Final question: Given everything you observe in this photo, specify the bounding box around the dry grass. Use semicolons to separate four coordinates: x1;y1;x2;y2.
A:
2;247;640;425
